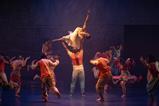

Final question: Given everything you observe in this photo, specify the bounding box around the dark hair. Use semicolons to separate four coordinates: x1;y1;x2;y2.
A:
146;54;156;63
53;55;60;60
40;54;47;59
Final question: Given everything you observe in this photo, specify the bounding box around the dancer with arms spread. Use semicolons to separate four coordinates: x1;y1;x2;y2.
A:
60;11;91;96
53;10;91;53
9;56;30;97
113;58;142;98
31;54;61;102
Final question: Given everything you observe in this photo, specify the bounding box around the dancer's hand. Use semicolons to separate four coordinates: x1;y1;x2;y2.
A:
31;59;38;70
26;56;30;61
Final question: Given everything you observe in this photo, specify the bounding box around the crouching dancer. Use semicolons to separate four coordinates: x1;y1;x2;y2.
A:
90;56;112;103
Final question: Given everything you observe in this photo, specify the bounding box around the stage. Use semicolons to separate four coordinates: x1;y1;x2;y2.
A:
0;84;158;106
0;0;159;106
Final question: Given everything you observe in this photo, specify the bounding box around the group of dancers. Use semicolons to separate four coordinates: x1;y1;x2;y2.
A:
90;45;143;102
0;10;159;103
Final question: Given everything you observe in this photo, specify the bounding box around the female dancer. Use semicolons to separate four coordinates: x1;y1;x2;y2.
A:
113;58;141;98
9;56;30;97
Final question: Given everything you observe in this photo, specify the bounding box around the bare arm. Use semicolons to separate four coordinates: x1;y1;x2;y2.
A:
2;57;9;64
62;42;68;51
90;59;99;65
22;56;30;67
42;44;45;54
82;10;90;30
50;59;59;67
155;61;159;72
9;56;16;63
78;31;90;36
119;45;123;50
61;42;72;55
31;60;38;70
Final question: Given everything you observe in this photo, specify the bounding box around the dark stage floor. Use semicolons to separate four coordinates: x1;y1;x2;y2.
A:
0;83;158;106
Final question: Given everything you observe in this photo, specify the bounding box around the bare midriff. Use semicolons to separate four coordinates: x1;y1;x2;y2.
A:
69;50;83;65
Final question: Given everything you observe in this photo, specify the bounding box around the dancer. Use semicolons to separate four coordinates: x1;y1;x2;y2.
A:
90;55;112;103
92;51;112;79
33;40;53;80
31;54;61;102
91;52;102;79
0;55;10;86
59;11;90;96
62;42;85;96
53;10;90;53
110;44;123;59
110;44;123;75
140;55;159;103
9;56;30;97
32;55;60;81
113;58;140;98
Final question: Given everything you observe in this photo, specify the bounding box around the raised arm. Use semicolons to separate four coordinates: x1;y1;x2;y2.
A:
61;41;72;55
42;43;45;54
62;42;69;51
9;56;16;63
82;10;90;30
31;60;38;70
1;56;9;64
22;56;30;67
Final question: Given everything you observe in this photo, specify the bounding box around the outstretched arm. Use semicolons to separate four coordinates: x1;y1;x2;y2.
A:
90;59;99;65
78;31;90;37
62;42;69;51
82;10;90;30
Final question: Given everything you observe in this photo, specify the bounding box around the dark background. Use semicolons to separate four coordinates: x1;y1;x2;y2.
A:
0;0;159;93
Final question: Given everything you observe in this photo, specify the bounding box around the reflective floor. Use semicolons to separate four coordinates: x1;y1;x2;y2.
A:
0;83;158;106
